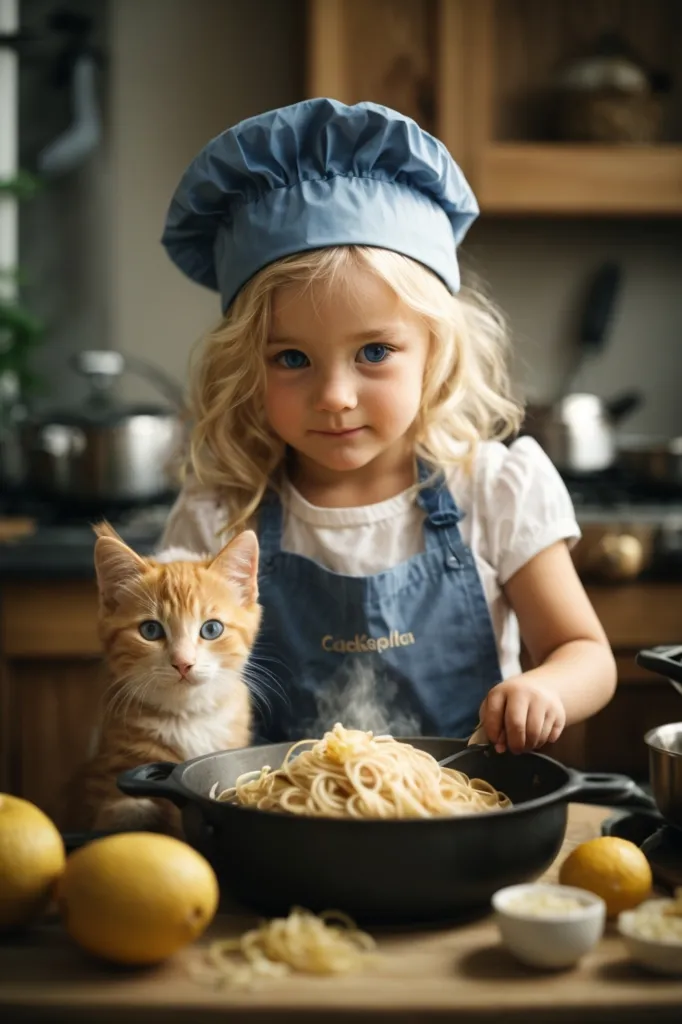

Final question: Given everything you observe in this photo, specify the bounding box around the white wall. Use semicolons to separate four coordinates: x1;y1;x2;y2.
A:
107;0;303;403
465;217;682;438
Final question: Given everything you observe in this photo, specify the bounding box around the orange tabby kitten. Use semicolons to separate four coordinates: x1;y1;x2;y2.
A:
60;523;261;835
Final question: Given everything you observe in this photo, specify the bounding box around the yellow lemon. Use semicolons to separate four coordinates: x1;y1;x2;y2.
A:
0;793;66;932
56;832;219;965
559;836;653;917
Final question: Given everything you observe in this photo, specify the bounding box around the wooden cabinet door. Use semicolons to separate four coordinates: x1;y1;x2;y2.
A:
306;0;471;172
0;579;103;817
2;658;104;818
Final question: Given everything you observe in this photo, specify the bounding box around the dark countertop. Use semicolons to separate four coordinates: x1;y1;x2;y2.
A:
0;527;161;580
0;506;172;581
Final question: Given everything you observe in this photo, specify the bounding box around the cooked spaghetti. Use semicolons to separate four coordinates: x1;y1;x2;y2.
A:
188;907;376;989
211;723;510;818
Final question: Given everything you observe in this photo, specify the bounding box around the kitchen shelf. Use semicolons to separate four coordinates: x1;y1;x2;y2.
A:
305;0;682;217
475;143;682;215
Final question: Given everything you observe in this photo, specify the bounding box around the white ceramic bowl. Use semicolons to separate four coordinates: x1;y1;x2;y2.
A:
492;883;606;969
618;899;682;975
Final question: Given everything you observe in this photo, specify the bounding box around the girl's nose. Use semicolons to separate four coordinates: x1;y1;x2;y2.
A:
313;370;358;413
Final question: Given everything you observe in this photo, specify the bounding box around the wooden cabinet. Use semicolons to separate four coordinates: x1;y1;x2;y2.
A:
306;0;682;215
4;661;103;816
0;581;104;819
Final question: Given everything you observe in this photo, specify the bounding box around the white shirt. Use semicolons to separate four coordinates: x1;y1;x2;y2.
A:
159;437;581;681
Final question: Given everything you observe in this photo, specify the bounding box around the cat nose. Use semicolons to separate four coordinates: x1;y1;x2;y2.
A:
172;659;195;679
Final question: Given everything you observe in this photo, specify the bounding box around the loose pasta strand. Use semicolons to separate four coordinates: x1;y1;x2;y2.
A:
187;906;377;989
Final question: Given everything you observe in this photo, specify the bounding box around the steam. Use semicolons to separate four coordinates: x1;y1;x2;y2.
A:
306;658;421;738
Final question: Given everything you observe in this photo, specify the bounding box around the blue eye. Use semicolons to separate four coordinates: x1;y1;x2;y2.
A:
139;620;165;641
360;343;390;364
276;349;309;369
200;619;224;640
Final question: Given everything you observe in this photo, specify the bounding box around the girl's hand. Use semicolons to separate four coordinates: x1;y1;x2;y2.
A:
479;678;566;754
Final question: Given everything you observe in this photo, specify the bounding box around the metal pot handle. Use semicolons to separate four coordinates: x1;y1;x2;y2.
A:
70;350;185;411
117;761;187;808
565;769;657;810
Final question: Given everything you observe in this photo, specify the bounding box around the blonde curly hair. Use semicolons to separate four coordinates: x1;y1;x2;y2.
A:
187;245;523;534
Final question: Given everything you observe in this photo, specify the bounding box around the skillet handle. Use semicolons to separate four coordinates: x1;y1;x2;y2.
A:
566;770;657;811
636;645;682;686
117;762;187;808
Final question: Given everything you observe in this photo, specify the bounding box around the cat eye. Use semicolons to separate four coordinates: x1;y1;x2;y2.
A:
139;620;165;641
200;619;224;640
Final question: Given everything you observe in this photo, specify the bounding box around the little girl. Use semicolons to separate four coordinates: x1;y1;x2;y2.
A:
158;98;616;752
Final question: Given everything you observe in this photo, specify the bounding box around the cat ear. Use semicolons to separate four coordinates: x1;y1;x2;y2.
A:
209;530;259;605
93;524;148;610
92;520;123;543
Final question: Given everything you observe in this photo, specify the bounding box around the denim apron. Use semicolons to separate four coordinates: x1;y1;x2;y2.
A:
250;463;502;742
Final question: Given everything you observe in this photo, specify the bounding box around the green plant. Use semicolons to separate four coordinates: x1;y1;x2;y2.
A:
0;170;41;202
0;172;45;399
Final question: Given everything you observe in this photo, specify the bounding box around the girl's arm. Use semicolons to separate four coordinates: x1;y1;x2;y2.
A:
479;540;617;754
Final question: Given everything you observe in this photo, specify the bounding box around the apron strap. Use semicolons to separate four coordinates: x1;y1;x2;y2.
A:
416;458;466;556
257;489;284;559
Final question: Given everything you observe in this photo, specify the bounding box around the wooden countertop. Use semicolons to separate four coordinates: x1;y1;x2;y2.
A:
1;805;680;1023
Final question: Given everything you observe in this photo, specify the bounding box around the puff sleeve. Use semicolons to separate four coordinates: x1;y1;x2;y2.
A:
157;479;227;557
479;437;581;585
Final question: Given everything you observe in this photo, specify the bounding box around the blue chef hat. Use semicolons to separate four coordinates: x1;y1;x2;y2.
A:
162;97;479;312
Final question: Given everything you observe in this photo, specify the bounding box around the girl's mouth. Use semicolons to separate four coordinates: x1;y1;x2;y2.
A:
312;427;365;438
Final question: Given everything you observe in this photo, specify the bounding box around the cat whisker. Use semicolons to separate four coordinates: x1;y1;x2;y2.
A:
119;684;142;726
244;657;290;701
248;641;287;662
244;686;272;719
117;671;163;723
133;677;155;713
248;643;290;675
242;662;280;690
244;658;284;687
101;674;130;705
240;671;274;712
248;671;290;711
103;681;133;719
242;667;292;715
248;670;289;706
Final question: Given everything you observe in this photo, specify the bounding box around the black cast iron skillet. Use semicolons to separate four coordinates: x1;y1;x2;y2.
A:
118;737;654;925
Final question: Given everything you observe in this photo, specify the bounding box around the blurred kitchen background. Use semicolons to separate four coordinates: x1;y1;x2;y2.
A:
1;1;682;805
2;0;682;528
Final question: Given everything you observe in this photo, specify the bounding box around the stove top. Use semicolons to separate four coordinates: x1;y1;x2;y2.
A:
603;811;682;892
562;469;682;517
0;488;177;527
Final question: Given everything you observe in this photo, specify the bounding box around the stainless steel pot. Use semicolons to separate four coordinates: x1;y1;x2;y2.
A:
644;723;682;828
524;390;641;474
637;646;682;829
19;350;185;504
